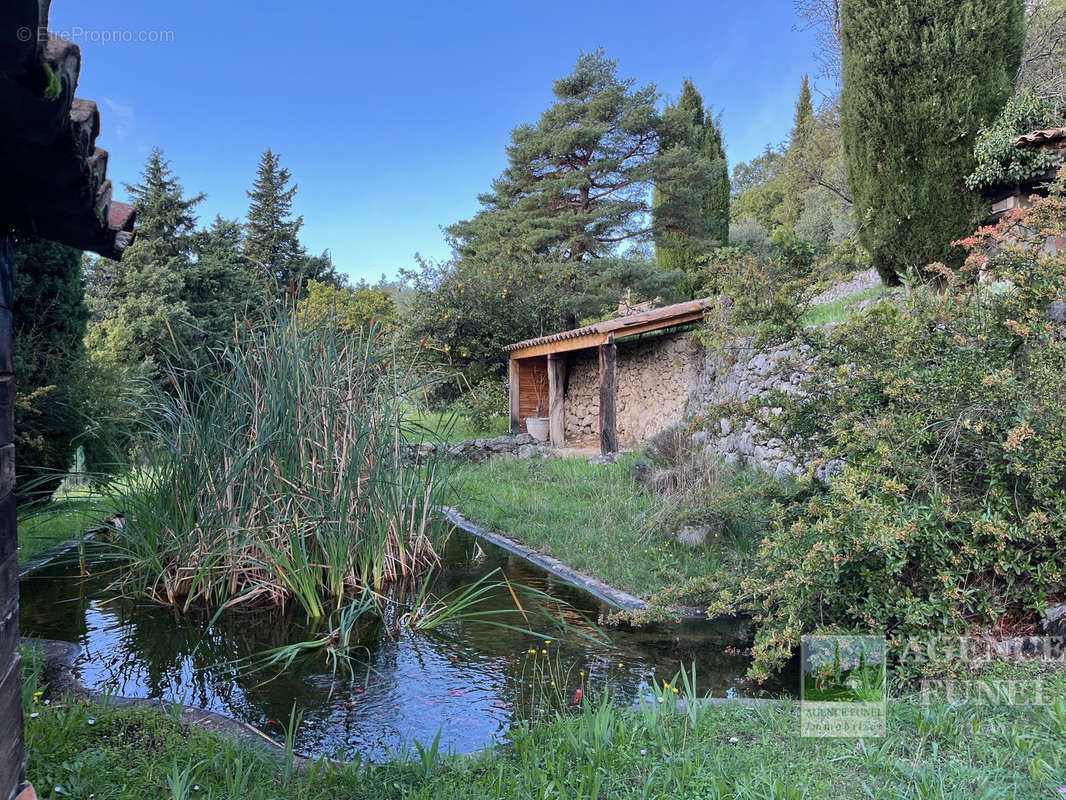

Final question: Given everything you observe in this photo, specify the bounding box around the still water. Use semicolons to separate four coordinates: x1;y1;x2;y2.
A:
19;531;791;761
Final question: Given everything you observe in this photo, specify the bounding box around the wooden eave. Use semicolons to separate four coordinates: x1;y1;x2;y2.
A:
504;299;710;359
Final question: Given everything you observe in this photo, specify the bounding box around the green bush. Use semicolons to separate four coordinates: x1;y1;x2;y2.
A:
966;93;1065;191
653;171;1066;683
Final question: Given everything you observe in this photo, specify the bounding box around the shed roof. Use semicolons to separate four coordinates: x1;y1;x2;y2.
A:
504;297;711;358
0;0;136;259
1013;127;1066;149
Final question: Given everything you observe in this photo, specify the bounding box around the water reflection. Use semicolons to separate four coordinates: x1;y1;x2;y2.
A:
20;531;790;761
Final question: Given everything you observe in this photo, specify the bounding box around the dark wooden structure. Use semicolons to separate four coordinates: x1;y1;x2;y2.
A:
504;299;709;456
986;127;1066;223
1;2;135;797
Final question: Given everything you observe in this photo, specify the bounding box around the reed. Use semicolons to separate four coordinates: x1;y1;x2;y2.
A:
103;309;452;617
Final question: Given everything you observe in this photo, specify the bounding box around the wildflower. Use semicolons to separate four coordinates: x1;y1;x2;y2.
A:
728;736;739;744
32;690;42;703
29;712;39;719
541;649;548;655
87;719;95;725
639;749;647;756
528;649;536;654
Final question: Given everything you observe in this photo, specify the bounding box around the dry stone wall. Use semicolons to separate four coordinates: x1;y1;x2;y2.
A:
685;339;816;477
564;332;701;446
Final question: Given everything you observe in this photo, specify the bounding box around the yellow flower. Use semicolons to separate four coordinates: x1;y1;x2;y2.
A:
541;649;548;655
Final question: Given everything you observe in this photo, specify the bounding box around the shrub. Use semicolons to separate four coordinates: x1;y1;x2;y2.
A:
965;93;1065;191
643;170;1066;683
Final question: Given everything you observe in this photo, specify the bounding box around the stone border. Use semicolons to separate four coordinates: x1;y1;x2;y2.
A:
442;506;647;612
17;529;98;578
441;506;713;622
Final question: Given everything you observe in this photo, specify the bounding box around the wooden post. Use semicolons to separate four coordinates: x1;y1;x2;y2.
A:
0;236;23;800
598;334;617;455
547;353;565;448
508;357;520;434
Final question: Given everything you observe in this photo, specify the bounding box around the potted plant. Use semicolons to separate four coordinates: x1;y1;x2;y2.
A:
524;369;550;442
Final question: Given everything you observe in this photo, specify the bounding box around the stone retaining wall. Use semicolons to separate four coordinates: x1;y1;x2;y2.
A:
685;338;815;476
564;332;701;446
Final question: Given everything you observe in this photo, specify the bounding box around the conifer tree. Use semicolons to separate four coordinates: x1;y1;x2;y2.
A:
13;239;89;498
841;0;1025;284
653;79;730;276
244;149;337;298
448;50;715;327
783;75;816;223
85;148;202;378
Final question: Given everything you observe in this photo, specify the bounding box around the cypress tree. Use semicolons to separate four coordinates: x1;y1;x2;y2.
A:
784;75;816;223
840;0;1025;284
654;80;730;275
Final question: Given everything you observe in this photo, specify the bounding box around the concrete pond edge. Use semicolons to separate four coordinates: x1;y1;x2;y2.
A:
440;506;713;622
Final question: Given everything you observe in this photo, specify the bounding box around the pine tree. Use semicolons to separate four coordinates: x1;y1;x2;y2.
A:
13;239;90;499
841;0;1025;284
244;149;336;298
653;79;730;277
85;148;202;378
448;50;715;327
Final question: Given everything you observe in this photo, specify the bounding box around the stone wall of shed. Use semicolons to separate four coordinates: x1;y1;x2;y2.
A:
564;331;700;446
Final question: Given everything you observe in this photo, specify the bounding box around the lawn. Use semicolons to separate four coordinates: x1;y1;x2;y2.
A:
16;493;113;567
800;285;893;327
406;410;508;443
452;456;735;599
21;644;1066;799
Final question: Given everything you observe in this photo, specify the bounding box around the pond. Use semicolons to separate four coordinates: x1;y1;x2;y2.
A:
19;529;792;761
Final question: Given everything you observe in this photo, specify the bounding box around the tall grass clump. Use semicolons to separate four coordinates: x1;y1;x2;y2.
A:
105;309;452;617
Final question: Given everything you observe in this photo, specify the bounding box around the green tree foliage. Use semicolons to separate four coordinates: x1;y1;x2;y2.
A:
85;148;202;380
1018;0;1066;102
654;80;730;275
782;75;816;222
402;255;565;397
642;172;1066;681
966;93;1066;191
730;147;787;230
447;49;711;329
12;240;89;498
245;149;337;298
840;0;1025;284
298;279;397;334
188;216;266;346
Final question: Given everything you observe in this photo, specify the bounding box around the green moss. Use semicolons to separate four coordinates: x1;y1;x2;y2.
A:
40;62;61;102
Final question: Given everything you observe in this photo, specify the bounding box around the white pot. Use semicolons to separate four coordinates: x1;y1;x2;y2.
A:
525;417;550;442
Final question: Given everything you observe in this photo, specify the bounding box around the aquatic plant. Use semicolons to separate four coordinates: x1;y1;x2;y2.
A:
101;308;452;616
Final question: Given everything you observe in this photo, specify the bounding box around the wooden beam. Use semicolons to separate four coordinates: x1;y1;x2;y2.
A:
547;353;565;448
508;357;520;434
598;334;617;455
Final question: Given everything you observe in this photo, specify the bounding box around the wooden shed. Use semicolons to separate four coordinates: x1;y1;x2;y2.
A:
503;298;710;456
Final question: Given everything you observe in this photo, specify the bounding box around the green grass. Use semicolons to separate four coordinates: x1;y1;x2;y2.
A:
16;492;113;567
801;285;892;327
22;656;1066;799
406;410;508;442
452;456;727;599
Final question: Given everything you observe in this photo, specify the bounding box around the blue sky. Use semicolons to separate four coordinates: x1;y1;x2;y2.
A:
54;1;825;283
